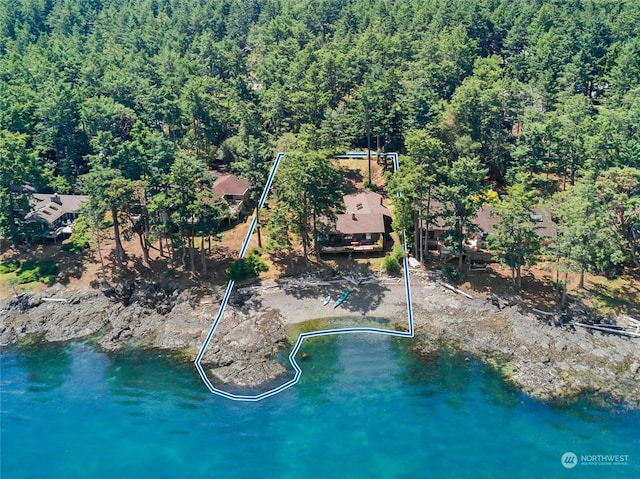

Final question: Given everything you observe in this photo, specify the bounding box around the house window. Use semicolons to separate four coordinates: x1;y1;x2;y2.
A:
365;233;372;241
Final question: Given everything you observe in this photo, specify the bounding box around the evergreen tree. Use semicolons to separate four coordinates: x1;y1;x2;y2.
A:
273;150;342;261
489;175;541;288
438;156;488;271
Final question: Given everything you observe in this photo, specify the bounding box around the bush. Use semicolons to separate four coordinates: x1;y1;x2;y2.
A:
15;260;59;284
62;232;90;255
17;269;39;284
22;260;58;277
246;252;269;274
227;258;251;281
442;265;464;283
392;246;406;263
0;259;21;274
227;250;269;281
382;254;400;275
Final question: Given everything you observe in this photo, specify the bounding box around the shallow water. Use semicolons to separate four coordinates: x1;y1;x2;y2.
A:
2;334;638;478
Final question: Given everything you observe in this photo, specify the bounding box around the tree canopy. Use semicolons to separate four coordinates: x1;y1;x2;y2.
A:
1;0;639;286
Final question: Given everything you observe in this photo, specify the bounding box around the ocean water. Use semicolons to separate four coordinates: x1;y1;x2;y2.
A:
1;334;638;479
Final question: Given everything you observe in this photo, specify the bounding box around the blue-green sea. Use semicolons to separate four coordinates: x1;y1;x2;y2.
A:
2;333;639;478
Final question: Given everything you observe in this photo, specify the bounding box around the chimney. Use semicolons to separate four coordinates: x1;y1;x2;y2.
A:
51;193;62;205
351;212;356;220
380;196;383;205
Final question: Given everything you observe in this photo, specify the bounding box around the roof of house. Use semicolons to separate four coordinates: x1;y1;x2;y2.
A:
473;205;558;238
212;174;249;197
332;213;386;235
27;194;88;224
343;190;390;216
421;199;558;239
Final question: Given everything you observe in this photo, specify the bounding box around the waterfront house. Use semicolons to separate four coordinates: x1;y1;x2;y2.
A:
212;174;250;220
320;190;391;254
26;193;88;241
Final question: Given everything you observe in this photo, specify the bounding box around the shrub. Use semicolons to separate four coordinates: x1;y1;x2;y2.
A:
227;250;269;281
62;232;90;255
20;260;38;272
0;259;21;274
382;254;400;275
442;265;464;283
15;260;58;284
33;260;58;277
227;258;250;281
392;246;406;263
246;252;269;274
17;269;39;284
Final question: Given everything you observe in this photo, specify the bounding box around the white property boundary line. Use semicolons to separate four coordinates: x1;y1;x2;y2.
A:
194;152;414;401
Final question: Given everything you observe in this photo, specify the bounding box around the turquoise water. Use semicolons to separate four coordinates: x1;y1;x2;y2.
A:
2;334;639;478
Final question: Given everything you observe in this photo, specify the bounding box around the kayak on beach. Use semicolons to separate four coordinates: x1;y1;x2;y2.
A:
333;289;351;308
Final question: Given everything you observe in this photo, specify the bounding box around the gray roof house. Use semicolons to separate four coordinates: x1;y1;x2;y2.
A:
26;193;88;240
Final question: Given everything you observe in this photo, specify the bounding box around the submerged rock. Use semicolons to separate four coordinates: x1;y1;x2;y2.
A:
210;360;287;388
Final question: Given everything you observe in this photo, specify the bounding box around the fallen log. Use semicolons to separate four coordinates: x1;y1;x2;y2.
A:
572;322;640;338
439;281;474;299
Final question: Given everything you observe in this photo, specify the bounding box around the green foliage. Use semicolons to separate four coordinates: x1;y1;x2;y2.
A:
13;260;59;284
227;250;269;281
0;259;21;273
16;269;39;284
442;265;464;283
0;130;44;245
1;0;639;280
21;260;59;277
438;156;488;270
392;246;405;264
62;232;91;255
489;174;541;288
382;246;405;275
246;250;269;274
382;254;400;275
273;150;342;259
265;208;292;253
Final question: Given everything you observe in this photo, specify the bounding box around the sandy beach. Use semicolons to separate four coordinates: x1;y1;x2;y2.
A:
238;276;412;325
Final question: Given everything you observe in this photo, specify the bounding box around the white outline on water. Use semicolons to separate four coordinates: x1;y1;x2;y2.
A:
194;152;414;401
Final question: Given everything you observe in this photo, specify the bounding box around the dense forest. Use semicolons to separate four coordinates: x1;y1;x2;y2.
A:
1;0;639;289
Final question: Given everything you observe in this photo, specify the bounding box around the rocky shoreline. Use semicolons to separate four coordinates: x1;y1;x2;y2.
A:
409;278;640;409
1;272;639;408
0;281;289;388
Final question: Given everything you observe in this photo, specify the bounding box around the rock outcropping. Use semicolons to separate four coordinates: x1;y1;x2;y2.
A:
0;282;287;388
410;282;640;408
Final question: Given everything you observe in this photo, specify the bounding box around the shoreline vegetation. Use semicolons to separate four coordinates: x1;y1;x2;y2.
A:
1;268;639;410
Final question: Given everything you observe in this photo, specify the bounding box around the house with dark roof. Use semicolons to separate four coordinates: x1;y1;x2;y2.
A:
26;193;88;240
420;201;558;256
320;190;391;253
212;174;250;219
472;205;558;244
